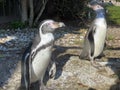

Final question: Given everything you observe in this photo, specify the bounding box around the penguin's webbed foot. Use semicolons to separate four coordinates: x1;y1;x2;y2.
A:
91;60;103;69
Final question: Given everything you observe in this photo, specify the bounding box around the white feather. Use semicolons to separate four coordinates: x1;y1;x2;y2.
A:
31;46;52;82
94;18;107;57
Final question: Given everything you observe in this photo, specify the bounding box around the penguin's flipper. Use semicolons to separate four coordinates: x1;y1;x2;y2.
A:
88;24;96;57
48;59;56;78
21;43;32;90
79;38;90;60
79;24;96;60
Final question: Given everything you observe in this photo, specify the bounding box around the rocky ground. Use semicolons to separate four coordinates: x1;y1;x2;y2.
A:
0;22;120;90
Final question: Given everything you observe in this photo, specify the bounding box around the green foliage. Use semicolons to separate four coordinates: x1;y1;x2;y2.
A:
107;35;114;40
116;0;120;2
106;6;120;25
10;21;26;29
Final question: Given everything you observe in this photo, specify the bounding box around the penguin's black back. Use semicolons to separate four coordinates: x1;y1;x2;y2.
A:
22;43;32;60
21;42;32;90
31;33;41;51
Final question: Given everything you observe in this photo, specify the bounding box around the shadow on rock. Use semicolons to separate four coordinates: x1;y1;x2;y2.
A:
106;58;120;90
0;57;20;88
52;45;80;79
109;81;120;90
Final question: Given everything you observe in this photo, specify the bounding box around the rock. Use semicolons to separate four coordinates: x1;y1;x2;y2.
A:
105;66;115;76
0;26;120;90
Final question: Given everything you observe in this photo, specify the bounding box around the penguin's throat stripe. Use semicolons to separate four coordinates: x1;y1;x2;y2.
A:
30;40;54;60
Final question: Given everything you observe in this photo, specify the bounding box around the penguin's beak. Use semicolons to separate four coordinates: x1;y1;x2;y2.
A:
50;21;65;29
58;22;65;27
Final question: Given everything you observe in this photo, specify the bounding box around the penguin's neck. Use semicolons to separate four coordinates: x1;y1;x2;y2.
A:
95;9;105;19
94;9;107;28
40;31;54;45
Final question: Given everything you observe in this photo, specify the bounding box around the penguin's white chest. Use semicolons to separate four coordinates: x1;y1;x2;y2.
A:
94;19;107;57
31;46;52;82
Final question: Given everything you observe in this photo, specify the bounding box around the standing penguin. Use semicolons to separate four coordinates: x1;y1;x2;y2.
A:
20;20;65;90
79;2;107;67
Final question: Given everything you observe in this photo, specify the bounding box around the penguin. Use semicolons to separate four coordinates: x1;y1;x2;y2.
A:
79;2;107;67
20;20;65;90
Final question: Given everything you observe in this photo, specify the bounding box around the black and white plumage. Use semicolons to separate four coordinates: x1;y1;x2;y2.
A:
79;3;107;67
20;20;65;90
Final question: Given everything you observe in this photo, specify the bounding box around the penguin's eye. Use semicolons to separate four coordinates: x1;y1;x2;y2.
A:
97;6;100;8
46;22;54;27
47;22;52;25
97;5;103;9
96;5;100;9
47;22;58;29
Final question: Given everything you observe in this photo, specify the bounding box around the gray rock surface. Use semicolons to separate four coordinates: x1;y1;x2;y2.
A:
0;25;120;90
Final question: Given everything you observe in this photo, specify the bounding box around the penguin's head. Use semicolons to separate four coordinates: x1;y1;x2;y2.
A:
39;20;65;34
88;4;105;18
89;4;104;11
89;0;103;5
